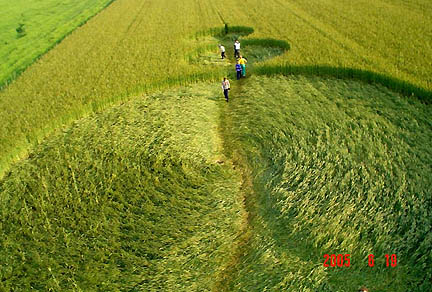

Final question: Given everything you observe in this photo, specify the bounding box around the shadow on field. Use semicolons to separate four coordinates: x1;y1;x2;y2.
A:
213;25;290;64
192;25;432;104
254;64;432;104
189;25;290;68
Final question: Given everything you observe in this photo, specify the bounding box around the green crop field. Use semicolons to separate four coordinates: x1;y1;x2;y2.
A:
0;0;431;291
0;86;245;290
0;0;113;89
221;75;432;291
1;0;432;176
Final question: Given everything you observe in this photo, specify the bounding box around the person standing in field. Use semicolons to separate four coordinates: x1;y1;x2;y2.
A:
222;77;231;102
234;40;241;58
235;61;242;80
219;44;226;59
238;55;247;77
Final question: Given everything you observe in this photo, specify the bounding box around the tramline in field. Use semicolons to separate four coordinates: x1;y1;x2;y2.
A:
0;0;431;291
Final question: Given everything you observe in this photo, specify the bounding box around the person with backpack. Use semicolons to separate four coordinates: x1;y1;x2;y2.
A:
238;55;247;77
235;61;242;80
219;44;226;59
221;77;231;102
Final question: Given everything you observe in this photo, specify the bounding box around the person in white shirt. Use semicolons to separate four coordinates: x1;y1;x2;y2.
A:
221;77;231;102
219;44;226;59
234;40;241;58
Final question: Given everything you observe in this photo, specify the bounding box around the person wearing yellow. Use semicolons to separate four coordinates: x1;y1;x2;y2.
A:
238;55;247;77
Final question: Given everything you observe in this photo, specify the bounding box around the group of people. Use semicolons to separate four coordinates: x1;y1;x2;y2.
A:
219;40;248;102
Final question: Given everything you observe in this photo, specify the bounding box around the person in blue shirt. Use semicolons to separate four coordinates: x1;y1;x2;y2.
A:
235;61;242;80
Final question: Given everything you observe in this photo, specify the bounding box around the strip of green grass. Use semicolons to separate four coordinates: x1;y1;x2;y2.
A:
0;0;114;89
222;75;432;291
0;84;244;291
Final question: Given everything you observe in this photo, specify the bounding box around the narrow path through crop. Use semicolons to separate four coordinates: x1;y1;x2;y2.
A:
211;28;284;290
213;80;256;291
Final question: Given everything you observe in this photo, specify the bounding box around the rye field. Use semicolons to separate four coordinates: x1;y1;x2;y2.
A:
0;0;431;291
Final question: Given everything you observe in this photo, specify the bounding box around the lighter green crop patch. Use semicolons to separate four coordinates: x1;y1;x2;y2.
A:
0;84;244;291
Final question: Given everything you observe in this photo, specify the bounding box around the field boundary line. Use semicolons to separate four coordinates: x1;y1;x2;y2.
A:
0;0;118;92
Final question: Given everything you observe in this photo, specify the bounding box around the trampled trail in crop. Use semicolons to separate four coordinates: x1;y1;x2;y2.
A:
0;85;246;291
206;29;432;290
218;74;432;291
2;72;430;291
1;0;432;290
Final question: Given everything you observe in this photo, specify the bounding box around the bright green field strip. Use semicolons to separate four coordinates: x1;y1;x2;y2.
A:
0;84;244;291
222;75;432;291
0;0;113;87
